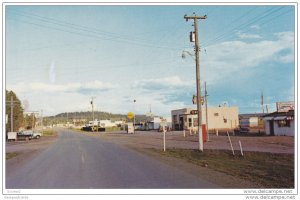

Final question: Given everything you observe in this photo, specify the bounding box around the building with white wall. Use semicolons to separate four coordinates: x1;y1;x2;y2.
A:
171;106;239;132
239;113;265;133
263;110;294;136
145;116;172;130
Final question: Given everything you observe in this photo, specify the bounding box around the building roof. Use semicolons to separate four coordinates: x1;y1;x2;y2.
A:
263;110;294;117
263;110;294;121
239;113;265;118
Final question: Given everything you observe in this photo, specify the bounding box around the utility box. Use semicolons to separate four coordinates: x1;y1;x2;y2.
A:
190;31;195;42
126;122;134;134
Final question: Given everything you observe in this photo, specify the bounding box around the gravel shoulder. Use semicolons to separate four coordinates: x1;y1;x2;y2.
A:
79;130;294;154
75;129;294;188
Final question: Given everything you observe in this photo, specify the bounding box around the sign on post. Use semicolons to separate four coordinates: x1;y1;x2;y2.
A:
276;102;294;112
127;112;134;119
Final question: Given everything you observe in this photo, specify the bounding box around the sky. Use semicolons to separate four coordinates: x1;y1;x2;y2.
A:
4;4;295;117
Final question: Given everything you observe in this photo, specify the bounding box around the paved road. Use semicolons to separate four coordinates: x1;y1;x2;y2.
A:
6;128;218;189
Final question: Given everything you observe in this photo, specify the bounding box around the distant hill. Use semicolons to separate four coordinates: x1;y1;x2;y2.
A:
43;111;154;126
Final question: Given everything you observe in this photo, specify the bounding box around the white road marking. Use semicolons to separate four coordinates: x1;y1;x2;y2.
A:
81;154;85;164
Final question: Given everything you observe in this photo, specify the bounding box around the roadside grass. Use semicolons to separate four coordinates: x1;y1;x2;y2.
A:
42;129;57;137
6;152;20;160
153;149;294;188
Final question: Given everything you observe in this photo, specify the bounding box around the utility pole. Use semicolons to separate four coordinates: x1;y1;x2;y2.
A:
133;99;136;133
91;97;95;131
10;96;14;132
41;110;43;128
24;111;39;130
6;96;19;132
184;13;207;151
261;92;264;113
205;81;210;142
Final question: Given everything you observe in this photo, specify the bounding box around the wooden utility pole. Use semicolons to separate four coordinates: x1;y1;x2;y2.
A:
91;97;95;131
184;13;207;151
24;111;39;130
205;81;210;141
6;96;19;132
261;92;264;113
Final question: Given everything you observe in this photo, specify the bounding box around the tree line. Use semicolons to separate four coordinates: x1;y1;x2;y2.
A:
5;90;37;132
5;89;156;131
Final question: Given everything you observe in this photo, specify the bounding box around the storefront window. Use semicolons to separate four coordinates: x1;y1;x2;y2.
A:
278;120;290;127
193;118;198;126
188;118;192;127
173;115;177;123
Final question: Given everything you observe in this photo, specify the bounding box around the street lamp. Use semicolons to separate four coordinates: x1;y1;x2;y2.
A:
182;50;195;60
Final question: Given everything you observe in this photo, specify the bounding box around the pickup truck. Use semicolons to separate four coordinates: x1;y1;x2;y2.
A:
17;130;43;140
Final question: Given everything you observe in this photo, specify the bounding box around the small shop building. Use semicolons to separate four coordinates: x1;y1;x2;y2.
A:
171;106;239;132
263;110;294;136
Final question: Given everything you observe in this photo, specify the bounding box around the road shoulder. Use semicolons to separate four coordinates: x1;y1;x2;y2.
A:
5;135;58;176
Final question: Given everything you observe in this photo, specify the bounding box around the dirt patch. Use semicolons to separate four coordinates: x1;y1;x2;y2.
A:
78;130;294;154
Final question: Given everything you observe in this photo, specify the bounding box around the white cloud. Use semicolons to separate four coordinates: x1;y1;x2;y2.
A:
132;76;194;90
13;80;116;94
236;31;262;39
250;25;260;30
203;31;294;83
276;54;294;63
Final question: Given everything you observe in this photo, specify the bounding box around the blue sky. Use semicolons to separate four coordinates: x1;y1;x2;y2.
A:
5;4;295;116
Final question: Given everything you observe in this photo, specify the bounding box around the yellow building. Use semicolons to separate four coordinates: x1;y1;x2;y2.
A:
171;107;239;132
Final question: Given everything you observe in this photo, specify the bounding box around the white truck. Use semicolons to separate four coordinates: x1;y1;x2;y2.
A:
7;130;42;141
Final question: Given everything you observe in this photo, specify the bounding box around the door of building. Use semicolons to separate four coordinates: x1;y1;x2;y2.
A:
179;116;184;130
269;120;275;136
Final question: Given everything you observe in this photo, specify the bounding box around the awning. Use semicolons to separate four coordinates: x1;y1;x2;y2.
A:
274;116;287;120
264;117;274;120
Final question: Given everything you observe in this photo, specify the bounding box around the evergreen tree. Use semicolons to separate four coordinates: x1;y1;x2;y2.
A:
6;90;24;132
23;114;36;129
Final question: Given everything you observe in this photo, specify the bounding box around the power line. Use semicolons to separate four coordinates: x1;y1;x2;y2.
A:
201;6;286;48
7;16;183;51
201;6;257;46
7;9;187;49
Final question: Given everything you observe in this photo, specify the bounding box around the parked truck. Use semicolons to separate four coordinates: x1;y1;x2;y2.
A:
6;130;43;141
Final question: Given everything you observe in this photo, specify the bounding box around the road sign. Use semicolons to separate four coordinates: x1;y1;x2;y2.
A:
127;112;134;119
192;95;197;104
192;95;204;105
